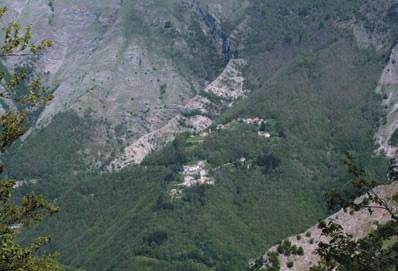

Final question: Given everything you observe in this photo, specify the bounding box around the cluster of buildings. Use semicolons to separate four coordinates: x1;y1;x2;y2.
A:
179;161;214;187
169;160;214;198
236;117;266;125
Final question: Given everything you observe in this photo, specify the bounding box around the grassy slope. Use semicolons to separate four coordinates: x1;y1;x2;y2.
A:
5;0;393;270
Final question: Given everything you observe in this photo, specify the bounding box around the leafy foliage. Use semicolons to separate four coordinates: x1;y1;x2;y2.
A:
315;220;398;271
0;180;61;271
121;1;225;82
313;155;398;270
327;153;397;219
2;1;394;270
5;112;94;179
0;5;62;271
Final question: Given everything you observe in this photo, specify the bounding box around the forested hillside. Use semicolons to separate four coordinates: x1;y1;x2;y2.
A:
1;0;398;270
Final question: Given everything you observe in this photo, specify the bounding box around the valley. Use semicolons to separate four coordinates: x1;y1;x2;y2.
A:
1;0;398;270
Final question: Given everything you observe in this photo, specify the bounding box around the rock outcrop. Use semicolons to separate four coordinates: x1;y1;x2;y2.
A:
376;44;398;157
0;0;250;169
251;181;398;271
108;59;247;169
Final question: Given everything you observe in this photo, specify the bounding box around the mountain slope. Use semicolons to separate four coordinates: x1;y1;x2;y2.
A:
1;0;247;170
250;181;398;271
2;0;398;270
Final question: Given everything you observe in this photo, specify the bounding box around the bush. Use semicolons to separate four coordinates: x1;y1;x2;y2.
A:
277;245;284;254
268;252;280;271
282;240;292;248
255;153;281;174
291;245;298;255
144;231;168;246
287;261;294;268
259;121;267;132
297;247;304;256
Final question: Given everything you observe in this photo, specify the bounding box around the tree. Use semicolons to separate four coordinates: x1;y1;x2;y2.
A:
297;246;304;256
313;152;398;271
315;220;398;271
259;121;266;132
0;6;63;271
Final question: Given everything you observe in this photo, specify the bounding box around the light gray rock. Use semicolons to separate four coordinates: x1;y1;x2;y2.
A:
0;0;249;168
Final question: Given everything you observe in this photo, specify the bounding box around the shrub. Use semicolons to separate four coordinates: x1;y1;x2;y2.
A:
277;245;284;254
291;245;298;255
298;247;304;256
255;153;281;174
268;252;280;271
164;21;172;28
259;121;267;132
282;240;292;248
144;231;168;246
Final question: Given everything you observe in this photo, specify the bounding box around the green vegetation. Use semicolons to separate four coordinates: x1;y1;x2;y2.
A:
5;112;91;179
297;246;304;256
0;179;61;271
3;0;396;270
200;90;225;106
17;37;387;267
120;1;224;82
276;240;304;257
48;1;55;14
314;221;398;270
159;84;167;100
390;129;398;146
0;5;62;271
310;155;398;270
267;252;280;271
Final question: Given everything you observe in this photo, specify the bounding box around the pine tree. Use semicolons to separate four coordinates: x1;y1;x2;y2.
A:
0;6;63;271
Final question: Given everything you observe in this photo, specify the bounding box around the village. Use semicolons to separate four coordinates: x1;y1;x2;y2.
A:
168;115;277;199
169;160;214;198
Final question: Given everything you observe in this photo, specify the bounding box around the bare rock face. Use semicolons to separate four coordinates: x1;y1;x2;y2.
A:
375;45;398;157
348;2;398;159
203;59;246;99
108;58;247;169
342;2;398;159
0;0;250;169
